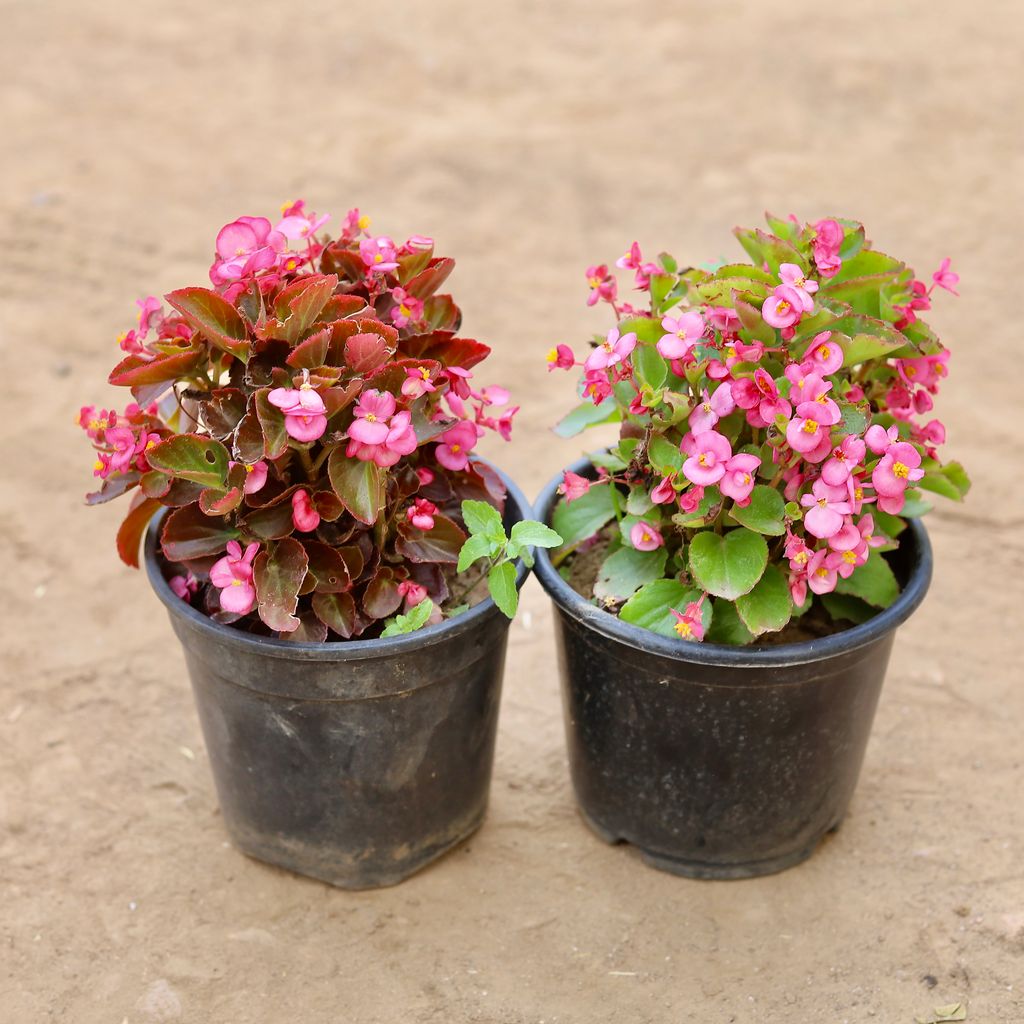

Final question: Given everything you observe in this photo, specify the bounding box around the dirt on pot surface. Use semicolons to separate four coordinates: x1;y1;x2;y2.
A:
3;3;1024;1023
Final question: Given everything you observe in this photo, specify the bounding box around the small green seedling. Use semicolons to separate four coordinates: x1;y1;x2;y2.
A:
458;500;562;618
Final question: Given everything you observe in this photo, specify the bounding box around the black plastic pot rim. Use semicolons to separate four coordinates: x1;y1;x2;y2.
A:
144;458;531;664
532;455;934;670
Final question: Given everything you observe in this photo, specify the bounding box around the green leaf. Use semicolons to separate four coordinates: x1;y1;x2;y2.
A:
593;547;668;603
457;532;497;572
488;561;519;618
551;483;616;547
145;434;230;489
461;499;506;542
728;485;786;536
735;565;792;636
164;286;251;362
834;549;899;608
327;449;383;525
820;592;878;625
254;389;289;460
705;599;755;645
620;579;704;639
381;599;434;637
253;538;308;633
919;461;969;501
648;435;683;475
632;343;667;391
509;520;563;549
553;398;620;438
835;402;868;437
688;528;768;600
900;490;933;517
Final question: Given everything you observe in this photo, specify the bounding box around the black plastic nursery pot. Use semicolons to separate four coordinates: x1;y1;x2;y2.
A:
533;457;933;880
144;463;531;890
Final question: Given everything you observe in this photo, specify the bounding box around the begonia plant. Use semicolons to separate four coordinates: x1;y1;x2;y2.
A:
80;201;546;640
547;215;969;644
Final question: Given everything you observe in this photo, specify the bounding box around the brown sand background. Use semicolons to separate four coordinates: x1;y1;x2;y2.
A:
3;2;1023;1021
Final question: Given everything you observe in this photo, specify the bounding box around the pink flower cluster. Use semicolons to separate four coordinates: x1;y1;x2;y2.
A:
553;215;965;642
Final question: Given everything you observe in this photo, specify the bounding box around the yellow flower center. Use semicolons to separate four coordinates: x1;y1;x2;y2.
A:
893;461;909;479
546;348;558;363
854;487;864;500
802;420;819;434
419;367;430;380
842;550;857;564
451;444;461;453
793;551;808;566
231;579;243;587
93;459;103;471
401;304;411;317
373;253;383;263
817;497;828;508
245;464;254;474
698;454;709;466
818;345;831;360
235;246;246;256
589;276;602;288
814;567;830;578
905;365;917;377
365;413;377;422
777;300;790;314
674;620;693;638
358;215;371;230
725;345;736;359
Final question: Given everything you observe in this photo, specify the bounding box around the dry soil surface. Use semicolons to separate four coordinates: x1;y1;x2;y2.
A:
2;2;1024;1022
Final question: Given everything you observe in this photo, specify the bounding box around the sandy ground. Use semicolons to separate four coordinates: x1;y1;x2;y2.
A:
2;2;1023;1021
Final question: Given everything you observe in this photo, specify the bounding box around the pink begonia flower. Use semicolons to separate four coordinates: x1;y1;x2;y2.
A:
559;470;592;503
291;489;321;533
615;241;658;289
689;382;736;433
681;430;733;486
657;311;705;360
268;384;328;442
913;389;934;414
397;580;428;609
546;344;575;371
918;419;946;446
731;368;791;428
582;368;613;405
670;598;705;642
932;258;960;295
805;549;838;595
801;479;853;539
706;307;740;334
228;459;269;495
585;264;617;307
105;426;139;474
896;350;950;393
406;498;438;531
794;374;841;426
210;541;260;615
275;201;330;240
136;295;163;337
211;216;286;284
789;568;809;608
806;331;843;375
872;441;924;500
348;390;397;446
678;485;705;514
359;236;399;273
650;475;676;505
630;520;664;552
865;422;900;454
390;287;425;328
825;546;866;580
435;421;479;472
342;208;372;237
785;531;811;571
719;453;762;506
401;364;437;400
416;466;435;487
585;327;637;372
812;219;844;279
778;263;818;311
168;572;198;601
761;285;805;329
821;435;866;486
785;406;832;458
403;234;434;252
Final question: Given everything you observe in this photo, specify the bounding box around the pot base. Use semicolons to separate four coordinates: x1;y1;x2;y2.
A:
227;810;486;890
577;806;842;880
